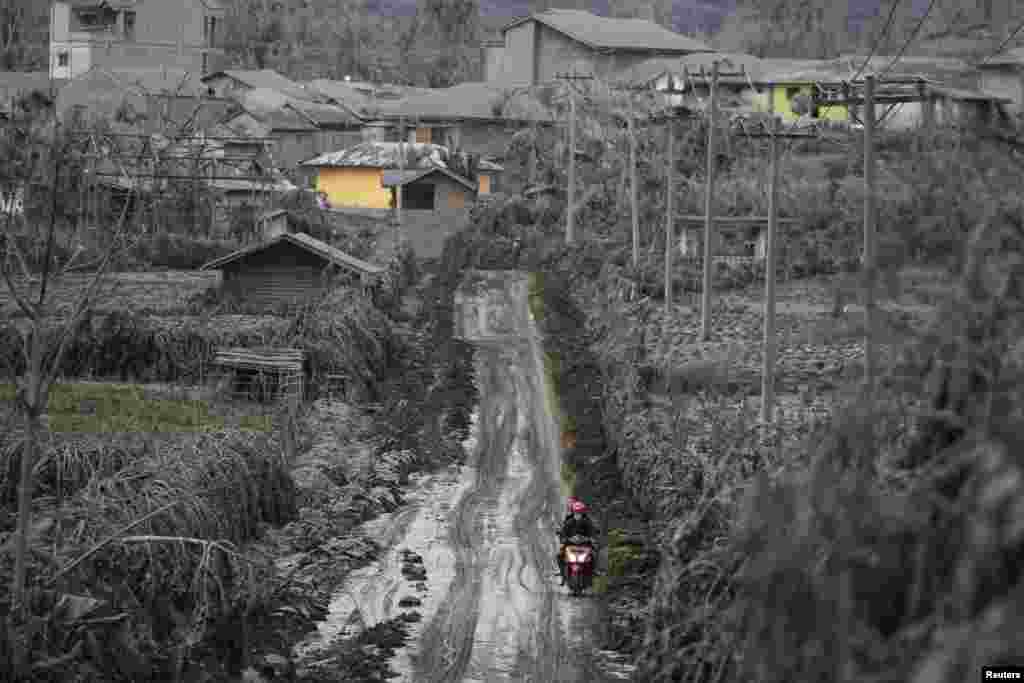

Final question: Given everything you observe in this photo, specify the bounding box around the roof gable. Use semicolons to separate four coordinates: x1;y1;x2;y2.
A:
382;166;477;192
201;232;383;275
503;9;714;53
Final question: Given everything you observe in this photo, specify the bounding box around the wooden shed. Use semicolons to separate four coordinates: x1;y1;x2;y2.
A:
381;166;478;210
200;232;384;310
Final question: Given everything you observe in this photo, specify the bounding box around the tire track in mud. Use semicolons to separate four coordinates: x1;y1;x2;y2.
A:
413;274;621;683
412;345;518;682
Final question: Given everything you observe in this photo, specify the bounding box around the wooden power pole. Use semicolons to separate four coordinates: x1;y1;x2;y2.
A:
814;75;929;399
629;96;638;273
700;61;719;341
556;70;593;246
731;116;816;423
660;73;687;316
863;75;877;398
396;116;405;231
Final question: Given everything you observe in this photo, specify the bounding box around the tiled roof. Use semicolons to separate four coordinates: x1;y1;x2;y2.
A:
203;69;308;99
381;166;477;191
612;53;763;87
374;82;507;120
232;89;319;131
202;232;383;275
502;9;714;53
76;67;207;96
300;141;450;168
303;79;372;117
286;98;361;127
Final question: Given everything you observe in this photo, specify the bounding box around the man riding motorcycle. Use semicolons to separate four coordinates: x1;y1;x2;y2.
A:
557;499;597;585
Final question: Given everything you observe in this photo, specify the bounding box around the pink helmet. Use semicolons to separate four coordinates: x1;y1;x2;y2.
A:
571;500;587;514
566;496;579;513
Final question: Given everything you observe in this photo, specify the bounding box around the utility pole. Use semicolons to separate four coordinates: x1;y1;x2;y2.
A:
727;116;816;424
629;95;638;273
665;113;674;316
700;60;719;341
396;116;404;245
556;69;593;246
813;75;930;397
762;116;780;424
660;72;688;316
863;75;877;398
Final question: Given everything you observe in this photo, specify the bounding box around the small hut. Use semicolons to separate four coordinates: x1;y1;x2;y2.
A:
200;231;384;310
213;346;304;405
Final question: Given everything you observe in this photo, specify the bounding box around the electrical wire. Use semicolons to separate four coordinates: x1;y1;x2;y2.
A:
851;0;906;82
876;0;941;79
978;16;1024;66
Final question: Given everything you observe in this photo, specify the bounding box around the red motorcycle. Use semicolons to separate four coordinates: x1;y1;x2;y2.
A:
562;534;595;596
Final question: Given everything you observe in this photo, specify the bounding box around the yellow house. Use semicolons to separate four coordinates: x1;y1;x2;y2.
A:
299;141;453;209
768;82;849;122
748;60;851;122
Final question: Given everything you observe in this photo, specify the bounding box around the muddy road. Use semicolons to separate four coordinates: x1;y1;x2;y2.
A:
295;271;631;682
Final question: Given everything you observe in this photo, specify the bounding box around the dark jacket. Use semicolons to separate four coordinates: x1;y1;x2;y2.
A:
560;513;597;541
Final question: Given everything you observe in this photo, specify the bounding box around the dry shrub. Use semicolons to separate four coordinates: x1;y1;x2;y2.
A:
635;198;1024;682
0;429;296;681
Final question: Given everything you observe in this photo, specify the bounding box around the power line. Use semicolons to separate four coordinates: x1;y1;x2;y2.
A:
876;0;940;79
851;0;905;82
978;17;1024;66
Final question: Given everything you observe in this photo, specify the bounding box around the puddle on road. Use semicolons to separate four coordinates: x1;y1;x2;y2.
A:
292;410;481;676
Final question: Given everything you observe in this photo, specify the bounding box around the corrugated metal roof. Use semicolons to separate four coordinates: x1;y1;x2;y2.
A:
502;9;714;53
202;232;384;275
300;141;451;168
381;165;477;191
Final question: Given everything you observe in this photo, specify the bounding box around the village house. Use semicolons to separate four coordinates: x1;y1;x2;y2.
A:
381;166;479;211
201;69;310;101
49;0;227;81
616;52;1008;130
488;8;715;87
299;141;488;210
208;77;365;177
200;231;383;310
977;47;1024;118
55;66;233;130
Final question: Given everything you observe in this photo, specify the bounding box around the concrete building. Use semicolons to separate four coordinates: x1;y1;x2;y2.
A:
491;9;714;87
49;0;227;81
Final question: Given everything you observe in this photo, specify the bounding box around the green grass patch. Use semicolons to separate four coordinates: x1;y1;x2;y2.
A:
0;382;271;433
560;461;577;499
607;528;644;579
527;272;545;321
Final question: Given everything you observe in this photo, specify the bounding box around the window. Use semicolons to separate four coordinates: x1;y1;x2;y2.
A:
58;51;69;67
123;11;135;40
